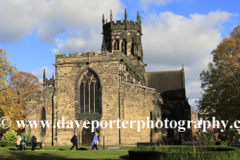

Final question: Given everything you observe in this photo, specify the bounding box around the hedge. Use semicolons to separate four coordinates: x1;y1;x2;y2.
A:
0;142;16;147
129;146;240;160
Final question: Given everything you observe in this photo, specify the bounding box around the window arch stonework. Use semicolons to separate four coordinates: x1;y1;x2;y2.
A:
79;70;101;114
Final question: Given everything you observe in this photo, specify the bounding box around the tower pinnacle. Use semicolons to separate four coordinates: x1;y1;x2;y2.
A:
102;14;105;24
137;11;139;22
43;69;46;81
125;8;127;20
110;10;113;21
101;36;107;51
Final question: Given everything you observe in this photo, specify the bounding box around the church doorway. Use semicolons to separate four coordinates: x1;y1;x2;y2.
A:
82;125;93;146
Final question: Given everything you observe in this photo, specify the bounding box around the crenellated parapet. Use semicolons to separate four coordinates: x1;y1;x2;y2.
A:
103;20;141;33
54;50;146;86
101;9;143;61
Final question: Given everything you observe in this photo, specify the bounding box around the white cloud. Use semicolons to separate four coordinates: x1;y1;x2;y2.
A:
51;49;58;54
0;0;123;45
144;11;232;103
143;11;231;66
186;81;202;98
32;66;54;77
140;0;174;10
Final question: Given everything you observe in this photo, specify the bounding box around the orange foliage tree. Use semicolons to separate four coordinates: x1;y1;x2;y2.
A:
1;48;42;131
197;25;240;125
0;49;16;126
8;71;42;129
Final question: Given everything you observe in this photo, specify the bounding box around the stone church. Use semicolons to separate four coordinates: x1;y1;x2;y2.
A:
25;10;191;146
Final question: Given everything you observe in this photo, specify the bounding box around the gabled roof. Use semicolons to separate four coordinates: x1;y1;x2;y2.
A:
144;69;185;101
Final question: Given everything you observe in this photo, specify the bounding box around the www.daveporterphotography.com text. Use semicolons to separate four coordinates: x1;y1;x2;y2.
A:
6;117;238;133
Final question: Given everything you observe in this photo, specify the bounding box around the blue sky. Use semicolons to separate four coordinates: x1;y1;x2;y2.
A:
1;0;240;110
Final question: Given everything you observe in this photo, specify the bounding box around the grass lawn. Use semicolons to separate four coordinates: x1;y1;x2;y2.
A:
0;142;227;160
0;146;129;160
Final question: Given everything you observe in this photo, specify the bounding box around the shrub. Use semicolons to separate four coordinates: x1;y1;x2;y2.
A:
20;130;32;143
0;130;17;143
218;129;239;141
129;146;240;160
199;129;215;147
0;142;16;147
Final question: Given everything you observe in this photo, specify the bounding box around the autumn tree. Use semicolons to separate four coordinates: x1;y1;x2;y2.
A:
1;49;42;130
0;49;16;121
197;25;240;125
8;71;42;129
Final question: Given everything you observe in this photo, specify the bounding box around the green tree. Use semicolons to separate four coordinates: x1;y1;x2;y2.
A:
218;129;239;141
197;25;240;126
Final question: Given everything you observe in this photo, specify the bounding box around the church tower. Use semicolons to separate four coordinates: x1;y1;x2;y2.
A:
101;9;143;62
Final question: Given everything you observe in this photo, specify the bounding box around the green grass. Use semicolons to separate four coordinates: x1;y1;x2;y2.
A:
0;142;230;160
0;146;129;160
42;145;92;150
120;146;137;150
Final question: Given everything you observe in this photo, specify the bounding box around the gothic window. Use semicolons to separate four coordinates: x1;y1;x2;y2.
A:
80;71;101;114
41;107;46;134
114;40;119;50
114;42;117;50
131;37;134;55
125;41;127;55
122;40;127;55
117;40;119;50
121;41;124;53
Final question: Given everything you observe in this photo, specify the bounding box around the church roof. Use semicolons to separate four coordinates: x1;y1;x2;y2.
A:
144;70;185;101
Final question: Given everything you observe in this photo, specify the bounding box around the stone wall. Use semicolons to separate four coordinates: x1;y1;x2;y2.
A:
25;87;54;146
120;82;162;144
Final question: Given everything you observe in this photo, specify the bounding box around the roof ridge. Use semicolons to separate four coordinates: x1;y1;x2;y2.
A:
145;70;182;73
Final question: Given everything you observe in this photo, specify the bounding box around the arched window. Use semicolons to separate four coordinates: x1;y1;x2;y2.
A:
41;107;46;134
131;37;134;55
114;42;117;50
121;41;124;53
122;40;127;55
114;40;119;50
80;71;101;114
117;40;119;50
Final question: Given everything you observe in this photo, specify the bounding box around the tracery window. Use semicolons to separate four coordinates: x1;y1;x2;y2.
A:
41;107;46;134
80;71;101;114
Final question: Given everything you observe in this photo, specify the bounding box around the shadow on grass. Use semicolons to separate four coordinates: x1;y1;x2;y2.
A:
2;149;130;160
8;147;41;151
58;147;89;151
119;155;129;160
78;147;88;150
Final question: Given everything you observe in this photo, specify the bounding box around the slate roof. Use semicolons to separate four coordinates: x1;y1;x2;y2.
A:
144;70;185;101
